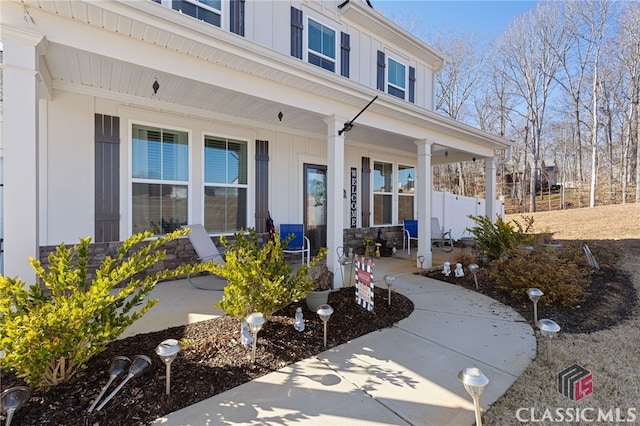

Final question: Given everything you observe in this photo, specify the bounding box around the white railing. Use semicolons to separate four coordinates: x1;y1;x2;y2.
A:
432;191;505;240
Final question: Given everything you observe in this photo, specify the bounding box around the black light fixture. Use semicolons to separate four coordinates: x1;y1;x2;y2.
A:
338;95;378;136
278;111;283;122
472;157;476;162
444;149;449;158
152;78;160;95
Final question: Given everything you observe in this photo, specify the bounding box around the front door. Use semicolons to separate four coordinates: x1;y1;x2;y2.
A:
303;164;327;256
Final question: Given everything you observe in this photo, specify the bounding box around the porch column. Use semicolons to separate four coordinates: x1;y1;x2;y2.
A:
415;140;433;268
2;26;44;281
324;116;346;288
485;157;497;221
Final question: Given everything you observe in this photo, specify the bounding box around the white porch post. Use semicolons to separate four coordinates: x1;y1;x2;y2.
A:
415;140;433;268
324;116;345;288
2;26;43;281
485;157;497;221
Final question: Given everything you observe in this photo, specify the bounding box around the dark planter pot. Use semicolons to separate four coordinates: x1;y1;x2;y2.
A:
305;289;331;312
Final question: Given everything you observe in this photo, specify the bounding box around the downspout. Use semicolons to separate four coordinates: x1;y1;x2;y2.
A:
496;146;513;167
494;146;513;217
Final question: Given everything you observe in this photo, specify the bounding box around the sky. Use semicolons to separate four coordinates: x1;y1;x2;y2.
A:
374;1;538;38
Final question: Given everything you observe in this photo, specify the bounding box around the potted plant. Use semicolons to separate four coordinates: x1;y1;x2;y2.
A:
363;236;376;257
305;263;334;311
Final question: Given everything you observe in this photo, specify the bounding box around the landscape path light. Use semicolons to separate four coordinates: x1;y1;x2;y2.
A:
0;386;32;426
96;355;151;411
527;288;544;323
536;318;561;363
417;255;425;274
155;339;181;396
384;274;396;306
458;367;489;426
246;312;265;364
469;264;479;289
88;356;131;413
317;304;334;348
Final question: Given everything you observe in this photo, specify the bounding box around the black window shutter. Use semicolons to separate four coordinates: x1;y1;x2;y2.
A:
255;140;270;233
291;7;303;59
340;32;350;78
94;114;120;243
376;50;386;91
230;0;245;36
409;66;416;103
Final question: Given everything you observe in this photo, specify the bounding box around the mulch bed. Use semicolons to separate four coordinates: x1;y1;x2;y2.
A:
1;286;414;426
424;254;636;334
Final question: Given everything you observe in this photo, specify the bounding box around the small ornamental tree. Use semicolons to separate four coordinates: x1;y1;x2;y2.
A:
0;229;208;388
211;228;328;319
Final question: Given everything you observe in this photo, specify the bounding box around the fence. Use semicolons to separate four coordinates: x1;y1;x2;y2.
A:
432;191;505;240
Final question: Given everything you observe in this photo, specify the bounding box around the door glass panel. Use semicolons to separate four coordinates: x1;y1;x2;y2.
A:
304;164;327;256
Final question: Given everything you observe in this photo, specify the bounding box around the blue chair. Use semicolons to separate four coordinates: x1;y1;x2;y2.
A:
280;224;310;265
403;219;418;255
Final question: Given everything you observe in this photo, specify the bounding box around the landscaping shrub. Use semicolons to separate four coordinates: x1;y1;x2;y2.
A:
0;229;209;388
211;228;328;319
466;214;554;263
561;241;622;269
495;251;589;308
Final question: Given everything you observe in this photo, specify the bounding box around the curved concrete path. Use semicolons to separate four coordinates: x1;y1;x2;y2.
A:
152;256;536;425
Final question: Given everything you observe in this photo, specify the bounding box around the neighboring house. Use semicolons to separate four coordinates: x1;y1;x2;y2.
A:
1;0;511;285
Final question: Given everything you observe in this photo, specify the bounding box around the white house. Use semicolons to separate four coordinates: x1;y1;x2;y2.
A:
1;0;512;285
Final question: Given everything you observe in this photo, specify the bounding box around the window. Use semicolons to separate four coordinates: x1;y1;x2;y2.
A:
172;0;221;27
308;18;336;72
204;136;248;233
387;58;406;99
373;161;393;225
398;165;415;221
131;124;189;235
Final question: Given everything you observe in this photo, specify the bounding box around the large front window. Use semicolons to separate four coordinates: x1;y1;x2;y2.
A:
373;161;393;225
131;124;189;235
398;165;415;221
204;136;248;233
308;18;336;72
388;58;406;99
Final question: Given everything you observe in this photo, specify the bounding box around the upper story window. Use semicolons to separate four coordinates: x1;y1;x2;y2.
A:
172;0;221;27
387;58;406;100
131;124;189;235
377;50;416;103
307;18;336;72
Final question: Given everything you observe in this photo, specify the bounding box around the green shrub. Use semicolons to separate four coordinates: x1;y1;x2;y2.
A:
466;215;543;261
211;229;328;319
0;229;208;388
562;241;622;269
495;251;589;308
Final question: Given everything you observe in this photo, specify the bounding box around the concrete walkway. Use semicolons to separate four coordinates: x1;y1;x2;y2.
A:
142;253;536;425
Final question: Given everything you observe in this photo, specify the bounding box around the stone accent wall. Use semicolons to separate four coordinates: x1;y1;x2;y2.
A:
343;225;404;254
37;229;402;283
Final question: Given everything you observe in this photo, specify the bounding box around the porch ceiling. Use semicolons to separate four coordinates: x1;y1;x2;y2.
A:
18;0;510;160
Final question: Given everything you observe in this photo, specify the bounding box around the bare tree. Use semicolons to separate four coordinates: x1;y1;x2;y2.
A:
614;2;640;202
496;2;566;212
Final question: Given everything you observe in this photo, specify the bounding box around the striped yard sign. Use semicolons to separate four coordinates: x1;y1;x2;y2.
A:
355;254;374;312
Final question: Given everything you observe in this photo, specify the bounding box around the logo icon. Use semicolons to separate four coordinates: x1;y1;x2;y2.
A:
558;364;593;401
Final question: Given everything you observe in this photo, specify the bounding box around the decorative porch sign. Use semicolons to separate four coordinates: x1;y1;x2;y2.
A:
354;254;374;312
350;167;357;228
